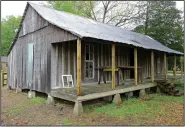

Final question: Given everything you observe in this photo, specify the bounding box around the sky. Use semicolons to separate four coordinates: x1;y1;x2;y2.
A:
1;1;184;19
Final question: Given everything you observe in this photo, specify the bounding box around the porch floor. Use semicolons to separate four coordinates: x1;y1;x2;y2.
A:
50;80;155;102
50;75;182;102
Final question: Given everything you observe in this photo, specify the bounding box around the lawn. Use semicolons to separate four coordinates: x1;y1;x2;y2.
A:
1;79;184;126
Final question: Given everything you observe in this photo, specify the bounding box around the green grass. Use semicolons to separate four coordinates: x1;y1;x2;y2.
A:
60;119;73;125
31;97;46;104
84;94;183;120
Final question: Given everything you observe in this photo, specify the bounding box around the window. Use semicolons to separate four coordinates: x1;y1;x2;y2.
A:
85;44;94;79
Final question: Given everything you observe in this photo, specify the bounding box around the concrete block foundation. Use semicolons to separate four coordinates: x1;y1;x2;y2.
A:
112;94;122;104
47;94;55;104
28;91;36;98
73;101;83;116
16;87;22;93
139;89;145;98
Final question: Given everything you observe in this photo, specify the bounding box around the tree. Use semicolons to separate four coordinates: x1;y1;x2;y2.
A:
134;1;184;70
1;15;21;56
43;1;145;29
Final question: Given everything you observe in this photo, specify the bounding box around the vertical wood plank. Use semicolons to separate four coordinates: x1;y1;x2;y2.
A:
164;53;167;80
180;56;183;78
68;43;71;74
151;51;154;82
134;48;137;86
77;39;81;96
112;44;115;89
56;45;58;87
174;55;176;78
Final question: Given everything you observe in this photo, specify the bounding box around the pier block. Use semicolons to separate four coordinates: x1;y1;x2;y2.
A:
73;101;83;116
28;91;35;98
15;85;22;93
47;94;55;104
112;94;122;104
139;89;145;98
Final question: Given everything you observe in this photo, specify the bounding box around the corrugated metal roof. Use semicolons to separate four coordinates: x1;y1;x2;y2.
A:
9;2;183;55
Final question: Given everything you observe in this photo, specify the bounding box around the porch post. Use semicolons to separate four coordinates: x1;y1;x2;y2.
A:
112;44;115;89
77;39;81;96
151;51;154;83
174;55;176;79
134;48;137;86
164;52;167;80
56;45;58;87
180;56;183;78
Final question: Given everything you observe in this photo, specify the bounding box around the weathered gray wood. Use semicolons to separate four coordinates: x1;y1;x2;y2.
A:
8;5;78;93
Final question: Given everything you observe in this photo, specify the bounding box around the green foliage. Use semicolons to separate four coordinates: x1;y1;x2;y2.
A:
44;1;95;19
135;1;184;52
31;97;46;104
134;1;184;70
1;15;21;56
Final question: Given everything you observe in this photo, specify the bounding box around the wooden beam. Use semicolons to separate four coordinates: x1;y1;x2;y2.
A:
164;53;167;80
151;51;154;83
174;55;176;78
77;83;156;102
180;56;183;78
134;48;137;86
112;44;115;89
56;45;58;86
77;39;81;96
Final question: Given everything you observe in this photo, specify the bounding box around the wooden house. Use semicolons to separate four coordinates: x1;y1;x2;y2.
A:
7;2;183;115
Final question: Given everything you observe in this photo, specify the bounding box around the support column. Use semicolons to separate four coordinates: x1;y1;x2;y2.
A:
174;55;176;79
134;48;137;86
16;85;22;93
73;101;83;116
180;56;183;78
112;44;115;89
56;45;58;87
139;89;145;98
151;51;154;83
164;53;167;80
28;91;36;98
112;94;121;104
77;39;81;96
46;94;55;104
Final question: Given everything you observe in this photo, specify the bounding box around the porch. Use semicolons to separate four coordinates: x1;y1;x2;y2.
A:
50;74;182;102
50;38;183;96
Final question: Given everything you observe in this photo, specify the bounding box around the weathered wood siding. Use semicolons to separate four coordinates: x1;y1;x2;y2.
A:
8;5;77;93
51;41;166;88
51;41;77;88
